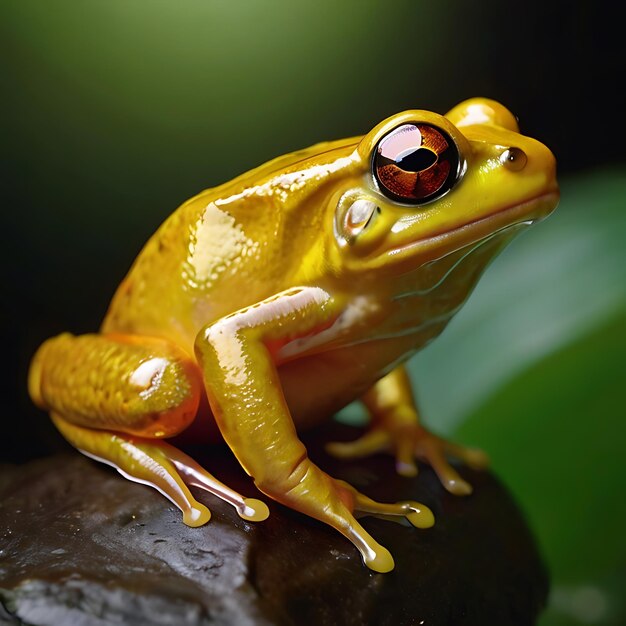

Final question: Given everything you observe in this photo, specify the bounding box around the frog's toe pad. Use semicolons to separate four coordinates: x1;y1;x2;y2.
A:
182;503;212;527
325;430;389;460
445;477;473;496
362;544;395;573
401;501;435;529
237;498;270;522
395;459;418;477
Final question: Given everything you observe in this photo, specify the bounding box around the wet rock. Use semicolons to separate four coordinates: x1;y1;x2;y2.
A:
0;424;548;625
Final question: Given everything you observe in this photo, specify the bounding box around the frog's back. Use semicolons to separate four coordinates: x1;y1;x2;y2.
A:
104;201;271;353
102;136;361;352
101;191;217;352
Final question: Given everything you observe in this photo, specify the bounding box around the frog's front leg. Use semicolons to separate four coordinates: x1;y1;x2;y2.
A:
326;366;489;495
195;287;433;573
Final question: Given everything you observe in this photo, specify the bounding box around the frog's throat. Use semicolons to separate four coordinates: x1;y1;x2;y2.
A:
393;222;528;300
381;190;559;268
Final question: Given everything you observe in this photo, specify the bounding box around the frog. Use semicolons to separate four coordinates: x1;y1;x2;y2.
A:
28;98;559;573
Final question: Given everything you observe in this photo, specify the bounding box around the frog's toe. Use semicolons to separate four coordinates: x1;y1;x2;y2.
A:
416;436;473;495
443;440;490;469
325;429;390;460
415;430;489;495
395;437;419;476
335;479;435;530
161;443;271;522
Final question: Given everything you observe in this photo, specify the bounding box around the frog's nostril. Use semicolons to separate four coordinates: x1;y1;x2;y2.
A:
500;147;527;171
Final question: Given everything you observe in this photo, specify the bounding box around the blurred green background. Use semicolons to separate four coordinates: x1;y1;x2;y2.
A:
2;1;624;624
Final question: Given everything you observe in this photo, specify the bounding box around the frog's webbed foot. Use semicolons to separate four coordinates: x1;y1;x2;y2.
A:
327;424;488;496
52;413;269;526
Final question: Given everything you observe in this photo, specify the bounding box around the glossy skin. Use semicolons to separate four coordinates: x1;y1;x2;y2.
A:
29;98;559;573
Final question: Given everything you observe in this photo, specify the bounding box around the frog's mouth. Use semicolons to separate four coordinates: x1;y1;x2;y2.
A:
381;190;559;267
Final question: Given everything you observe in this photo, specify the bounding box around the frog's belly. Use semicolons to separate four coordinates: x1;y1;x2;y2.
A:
278;326;446;429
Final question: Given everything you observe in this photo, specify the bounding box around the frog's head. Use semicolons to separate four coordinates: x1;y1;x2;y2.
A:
328;98;559;277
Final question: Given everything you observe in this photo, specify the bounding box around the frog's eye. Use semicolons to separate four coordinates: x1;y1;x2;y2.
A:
373;123;460;204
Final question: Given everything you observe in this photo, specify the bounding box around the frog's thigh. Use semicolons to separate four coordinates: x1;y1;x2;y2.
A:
29;332;202;437
29;333;269;525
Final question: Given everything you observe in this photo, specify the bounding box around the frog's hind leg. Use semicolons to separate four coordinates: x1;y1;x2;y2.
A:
51;415;269;525
30;332;268;526
51;413;208;525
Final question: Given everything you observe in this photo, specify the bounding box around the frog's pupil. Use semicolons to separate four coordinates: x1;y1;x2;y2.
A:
395;148;437;172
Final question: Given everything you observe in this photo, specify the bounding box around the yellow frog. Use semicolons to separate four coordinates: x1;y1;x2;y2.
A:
28;98;559;573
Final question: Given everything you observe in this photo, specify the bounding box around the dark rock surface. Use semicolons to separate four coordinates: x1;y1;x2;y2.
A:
0;424;548;625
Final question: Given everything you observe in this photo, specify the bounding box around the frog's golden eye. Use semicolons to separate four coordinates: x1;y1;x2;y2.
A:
373;123;460;204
